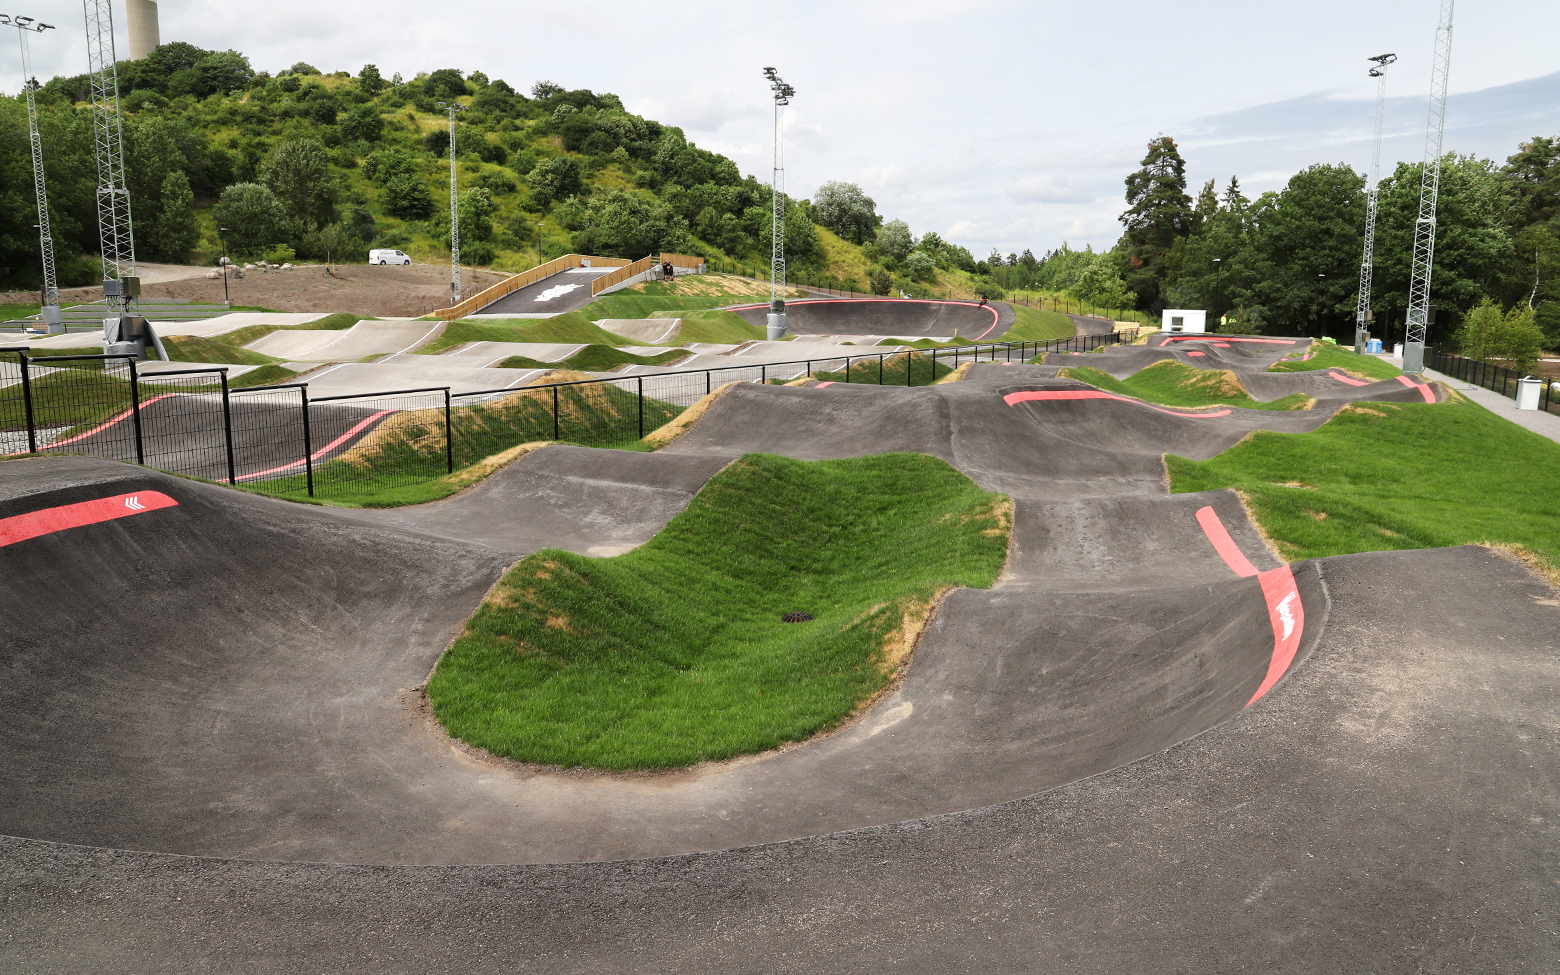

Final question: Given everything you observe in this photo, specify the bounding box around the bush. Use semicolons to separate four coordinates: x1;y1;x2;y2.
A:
1454;298;1545;370
869;267;893;296
904;251;936;282
526;155;583;206
259;244;296;264
382;173;436;220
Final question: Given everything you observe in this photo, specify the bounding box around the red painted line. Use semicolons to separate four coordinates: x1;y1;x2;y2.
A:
1193;505;1305;707
23;392;181;454
1395;375;1437;402
1161;336;1297;345
1250;565;1304;706
1002;389;1233;418
1194;505;1259;577
235;410;395;481
1329;370;1371;387
1213;342;1232;347
0;491;178;548
1186;351;1207;357
814;381;835;387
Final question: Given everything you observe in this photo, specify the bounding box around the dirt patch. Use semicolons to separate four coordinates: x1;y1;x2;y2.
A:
642;381;741;448
936;362;975;384
6;264;509;318
624;273;803;300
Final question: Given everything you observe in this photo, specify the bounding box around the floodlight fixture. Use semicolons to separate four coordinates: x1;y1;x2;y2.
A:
1355;50;1399;351
763;66;796;338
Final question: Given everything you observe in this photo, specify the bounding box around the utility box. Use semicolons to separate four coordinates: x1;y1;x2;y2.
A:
1161;309;1207;333
1367;339;1383;354
1516;375;1542;411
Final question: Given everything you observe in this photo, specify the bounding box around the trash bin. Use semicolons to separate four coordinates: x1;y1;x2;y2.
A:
1516;375;1542;411
1392;343;1404;358
1367;339;1383;354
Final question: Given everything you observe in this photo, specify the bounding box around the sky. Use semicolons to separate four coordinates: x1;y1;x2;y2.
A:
4;0;1559;258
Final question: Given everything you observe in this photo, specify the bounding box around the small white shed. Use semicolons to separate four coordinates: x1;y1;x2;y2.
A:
1161;309;1207;333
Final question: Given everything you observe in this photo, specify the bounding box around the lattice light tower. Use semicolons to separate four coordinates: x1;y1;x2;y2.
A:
1354;52;1397;354
0;14;62;332
83;0;136;313
763;66;794;340
438;100;465;305
1402;0;1454;374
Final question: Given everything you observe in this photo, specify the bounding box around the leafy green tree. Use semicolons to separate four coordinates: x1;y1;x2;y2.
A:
212;182;289;256
340;104;384;143
876;219;914;262
260;139;338;230
904;251;936;281
564;190;690;257
457;187;495;243
426;69;468;101
812;181;881;244
1455;298;1545;369
139;170;199;261
382;172;435;220
868;267;892;295
526;156;583;205
358;64;386;96
1120;135;1192;309
1247;163;1366;334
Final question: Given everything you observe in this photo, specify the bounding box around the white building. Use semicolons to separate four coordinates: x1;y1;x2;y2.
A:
1161;309;1207;333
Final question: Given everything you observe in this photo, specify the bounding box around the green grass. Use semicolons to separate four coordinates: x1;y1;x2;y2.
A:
419;312;631;354
1167;397;1560;575
583;294;744;320
1005;304;1078;342
812;351;953;386
1267;341;1402;380
216;312;364;348
228;364;302;388
426;452;1012;770
497;345;691;372
668;309;766;345
1060;361;1314;411
1;302;41;321
163;334;281;366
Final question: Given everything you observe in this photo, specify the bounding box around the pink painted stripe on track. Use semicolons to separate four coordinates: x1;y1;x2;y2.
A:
1160;336;1297;345
1328;371;1371;387
0;491;178;548
1186;351;1207;357
1396;375;1437;402
814;381;835;387
1193;505;1305;707
235;410;395;481
6;392;183;456
1003;389;1233;418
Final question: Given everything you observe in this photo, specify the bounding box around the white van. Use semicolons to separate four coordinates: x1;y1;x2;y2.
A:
369;249;412;266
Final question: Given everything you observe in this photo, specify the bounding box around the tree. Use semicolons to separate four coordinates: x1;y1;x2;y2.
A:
877;219;914;262
532;80;564;100
563;190;690;258
904;251;936;281
811;181;881;244
212;183;289;256
1454;298;1545;369
457;188;495;243
340;104;384;143
526;156;583;205
260;139;337;230
1120;135;1193;309
1247;163;1366;335
1190;178;1218;235
868;267;892;295
426;68;467;101
139;170;199;261
192;51;253;97
382;173;435;220
358;64;386;95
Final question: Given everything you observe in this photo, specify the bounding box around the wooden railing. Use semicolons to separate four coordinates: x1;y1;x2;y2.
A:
591;255;657;295
433;254;631;320
661;252;706;270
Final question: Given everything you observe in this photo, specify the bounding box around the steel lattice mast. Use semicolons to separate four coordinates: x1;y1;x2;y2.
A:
1;15;61;331
82;0;137;314
438;100;465;305
1354;53;1397;353
763;66;794;340
1402;0;1454;374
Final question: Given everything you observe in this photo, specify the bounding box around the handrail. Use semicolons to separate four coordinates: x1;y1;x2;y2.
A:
432;253;632;321
591;255;657;295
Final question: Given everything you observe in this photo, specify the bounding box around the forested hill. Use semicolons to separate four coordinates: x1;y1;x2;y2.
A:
0;42;997;302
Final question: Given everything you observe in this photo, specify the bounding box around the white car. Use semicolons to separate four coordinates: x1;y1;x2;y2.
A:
369;249;412;266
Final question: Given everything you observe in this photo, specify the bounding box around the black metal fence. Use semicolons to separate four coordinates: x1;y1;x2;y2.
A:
1;331;1121;499
1427;348;1557;415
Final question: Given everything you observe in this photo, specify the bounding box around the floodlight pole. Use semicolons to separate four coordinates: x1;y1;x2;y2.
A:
82;0;137;314
3;15;62;332
1355;53;1397;353
438;101;465;305
1402;0;1454;374
763;67;794;340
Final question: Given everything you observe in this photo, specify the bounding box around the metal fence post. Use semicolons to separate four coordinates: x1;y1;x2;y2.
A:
18;351;37;454
637;376;644;438
127;358;145;465
906;350;912;386
300;386;314;498
444;388;454;472
220;370;236;484
878;354;884;385
552;384;560;441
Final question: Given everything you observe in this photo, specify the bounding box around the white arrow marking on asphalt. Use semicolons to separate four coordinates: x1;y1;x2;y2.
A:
125;496;144;510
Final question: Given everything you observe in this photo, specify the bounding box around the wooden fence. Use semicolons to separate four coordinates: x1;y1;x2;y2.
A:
432;254;631;320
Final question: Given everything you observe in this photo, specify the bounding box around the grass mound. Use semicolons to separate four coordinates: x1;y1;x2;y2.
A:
1168;398;1560;577
1062;361;1314;411
1268;341;1402;381
584;294;740;320
812;351;952;385
497;345;691;372
1006;305;1077;341
421;312;629;353
427;452;1012;770
671;309;766;345
163;334;280;366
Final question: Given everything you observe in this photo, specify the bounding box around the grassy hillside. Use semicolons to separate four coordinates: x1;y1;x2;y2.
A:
418;312;632;352
1061;361;1314;411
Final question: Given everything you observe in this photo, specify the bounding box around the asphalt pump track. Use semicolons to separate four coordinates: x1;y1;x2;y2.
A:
727;297;1015;340
3;334;1557;972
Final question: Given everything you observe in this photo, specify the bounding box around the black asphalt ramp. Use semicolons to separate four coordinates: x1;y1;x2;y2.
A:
727;297;1014;339
474;267;613;316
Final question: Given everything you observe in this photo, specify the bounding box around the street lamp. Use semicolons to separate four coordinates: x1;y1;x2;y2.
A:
218;227;230;306
1317;273;1327;338
436;100;466;305
1211;257;1223;327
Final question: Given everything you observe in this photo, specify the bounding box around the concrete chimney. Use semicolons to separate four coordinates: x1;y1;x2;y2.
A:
126;0;159;60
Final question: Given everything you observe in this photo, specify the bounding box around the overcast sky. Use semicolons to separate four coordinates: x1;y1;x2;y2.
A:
5;0;1559;257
